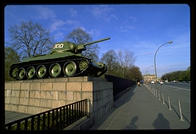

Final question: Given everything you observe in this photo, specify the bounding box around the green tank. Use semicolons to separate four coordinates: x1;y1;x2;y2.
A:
9;38;110;80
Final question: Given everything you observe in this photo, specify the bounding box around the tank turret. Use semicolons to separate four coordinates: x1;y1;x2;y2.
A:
50;37;110;54
9;37;111;80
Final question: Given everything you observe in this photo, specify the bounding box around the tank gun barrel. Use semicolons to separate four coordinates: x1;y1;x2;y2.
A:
75;37;110;53
84;37;110;47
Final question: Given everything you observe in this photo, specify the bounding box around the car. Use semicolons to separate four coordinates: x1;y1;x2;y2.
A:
137;82;141;86
151;81;155;84
159;81;164;85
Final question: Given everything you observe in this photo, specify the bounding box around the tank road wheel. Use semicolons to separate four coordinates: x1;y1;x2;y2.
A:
49;63;62;78
96;65;107;77
63;61;77;77
79;60;89;71
37;65;47;78
26;66;36;79
11;67;19;79
18;68;26;80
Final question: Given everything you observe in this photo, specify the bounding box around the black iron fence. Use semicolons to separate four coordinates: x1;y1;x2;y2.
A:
5;99;88;130
105;75;136;100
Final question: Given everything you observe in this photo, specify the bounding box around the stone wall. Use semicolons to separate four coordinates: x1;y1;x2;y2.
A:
4;76;113;125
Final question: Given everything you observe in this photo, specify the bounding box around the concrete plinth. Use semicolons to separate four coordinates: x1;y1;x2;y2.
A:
5;76;113;127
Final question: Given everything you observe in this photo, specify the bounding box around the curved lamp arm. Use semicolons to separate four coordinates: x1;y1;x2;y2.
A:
154;41;173;81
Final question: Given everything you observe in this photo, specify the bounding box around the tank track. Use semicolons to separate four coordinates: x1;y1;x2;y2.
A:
9;56;107;80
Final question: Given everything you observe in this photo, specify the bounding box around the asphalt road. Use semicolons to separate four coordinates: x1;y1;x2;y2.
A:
165;82;190;90
147;82;190;124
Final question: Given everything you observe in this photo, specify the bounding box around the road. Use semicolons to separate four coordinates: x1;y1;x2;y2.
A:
165;82;190;90
147;82;190;124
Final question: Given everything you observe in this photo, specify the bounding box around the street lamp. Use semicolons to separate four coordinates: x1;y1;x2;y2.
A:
154;41;173;82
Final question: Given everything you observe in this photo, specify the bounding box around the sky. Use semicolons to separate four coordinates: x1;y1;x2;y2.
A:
4;4;190;77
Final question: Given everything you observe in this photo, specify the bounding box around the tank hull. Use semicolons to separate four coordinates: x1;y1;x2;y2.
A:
9;56;107;80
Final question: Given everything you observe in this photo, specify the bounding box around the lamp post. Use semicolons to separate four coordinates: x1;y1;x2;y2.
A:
154;41;173;82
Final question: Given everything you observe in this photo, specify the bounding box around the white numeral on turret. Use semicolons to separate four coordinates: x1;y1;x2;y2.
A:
54;43;64;48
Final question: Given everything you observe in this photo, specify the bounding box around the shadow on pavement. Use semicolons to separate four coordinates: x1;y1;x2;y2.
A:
152;113;170;129
89;85;137;129
124;116;138;129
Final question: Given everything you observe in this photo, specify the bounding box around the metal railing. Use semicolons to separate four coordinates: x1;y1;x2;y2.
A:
5;99;88;130
105;74;136;100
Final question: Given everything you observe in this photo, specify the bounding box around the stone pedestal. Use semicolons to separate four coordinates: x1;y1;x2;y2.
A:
5;76;113;125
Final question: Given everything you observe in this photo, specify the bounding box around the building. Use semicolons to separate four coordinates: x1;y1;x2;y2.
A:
143;74;157;83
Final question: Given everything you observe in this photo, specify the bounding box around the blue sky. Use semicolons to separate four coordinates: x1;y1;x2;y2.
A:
4;4;190;77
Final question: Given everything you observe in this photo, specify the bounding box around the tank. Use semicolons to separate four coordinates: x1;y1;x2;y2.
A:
9;38;110;80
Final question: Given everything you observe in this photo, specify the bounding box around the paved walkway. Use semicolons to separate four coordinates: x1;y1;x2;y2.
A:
5;111;32;124
90;84;190;130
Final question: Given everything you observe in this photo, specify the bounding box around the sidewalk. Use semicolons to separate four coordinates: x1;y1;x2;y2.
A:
5;111;32;124
90;84;189;130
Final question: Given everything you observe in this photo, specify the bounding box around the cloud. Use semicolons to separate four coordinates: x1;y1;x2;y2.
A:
64;20;79;25
69;8;78;17
119;25;135;32
50;20;66;32
87;29;101;37
76;26;101;37
91;5;112;16
91;5;118;22
35;6;66;33
36;6;56;20
35;6;80;32
118;16;137;32
51;19;81;33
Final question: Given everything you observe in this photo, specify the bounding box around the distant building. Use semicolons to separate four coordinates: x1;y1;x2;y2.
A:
143;74;157;82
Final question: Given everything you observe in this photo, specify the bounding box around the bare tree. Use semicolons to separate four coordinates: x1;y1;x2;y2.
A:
127;66;143;81
66;28;99;61
8;21;54;58
101;50;119;73
117;50;135;78
5;47;20;81
66;28;92;44
100;49;135;78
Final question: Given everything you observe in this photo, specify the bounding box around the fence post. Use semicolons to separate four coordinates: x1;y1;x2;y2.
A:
155;89;157;98
168;96;172;110
178;99;184;121
162;94;165;105
158;91;161;101
87;99;91;117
